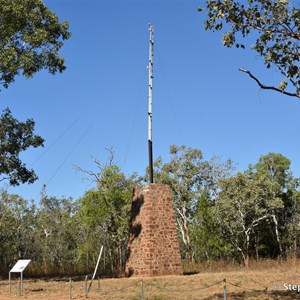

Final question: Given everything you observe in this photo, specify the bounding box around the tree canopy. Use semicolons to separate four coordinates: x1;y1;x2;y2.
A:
0;0;70;90
200;0;300;98
214;172;282;266
0;0;70;185
0;148;300;275
75;150;137;274
147;145;235;260
0;108;44;185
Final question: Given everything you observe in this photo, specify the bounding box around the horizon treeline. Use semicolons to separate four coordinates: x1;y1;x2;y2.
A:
1;145;300;277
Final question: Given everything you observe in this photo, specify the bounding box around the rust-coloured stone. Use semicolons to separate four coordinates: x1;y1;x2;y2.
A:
125;184;183;277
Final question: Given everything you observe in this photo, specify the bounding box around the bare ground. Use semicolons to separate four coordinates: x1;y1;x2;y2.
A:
1;260;300;299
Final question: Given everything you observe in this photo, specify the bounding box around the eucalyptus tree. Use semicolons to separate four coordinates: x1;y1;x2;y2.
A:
214;172;283;267
0;0;70;186
0;0;70;90
0;108;44;186
148;145;235;261
288;191;300;257
252;153;300;256
36;189;76;275
201;0;300;98
75;150;137;274
254;152;292;188
0;189;37;273
191;191;233;262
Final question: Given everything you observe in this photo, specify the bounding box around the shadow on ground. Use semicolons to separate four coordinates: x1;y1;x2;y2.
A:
204;290;300;299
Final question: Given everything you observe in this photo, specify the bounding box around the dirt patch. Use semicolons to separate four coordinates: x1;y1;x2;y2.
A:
1;264;300;299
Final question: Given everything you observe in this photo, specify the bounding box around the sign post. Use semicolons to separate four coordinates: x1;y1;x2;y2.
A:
9;259;31;296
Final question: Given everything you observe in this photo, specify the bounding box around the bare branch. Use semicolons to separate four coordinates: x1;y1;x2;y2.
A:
239;68;300;98
74;147;118;186
74;161;101;185
252;215;269;228
43;228;52;238
105;146;117;166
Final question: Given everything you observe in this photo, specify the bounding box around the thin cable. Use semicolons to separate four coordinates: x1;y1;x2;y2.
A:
147;280;223;293
99;280;142;296
30;118;80;166
45;122;94;187
156;46;184;145
122;75;146;171
227;281;260;291
34;121;94;201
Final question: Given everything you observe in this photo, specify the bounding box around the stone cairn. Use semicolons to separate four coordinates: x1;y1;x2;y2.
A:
125;184;183;277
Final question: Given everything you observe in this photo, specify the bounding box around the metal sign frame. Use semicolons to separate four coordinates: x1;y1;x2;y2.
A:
9;259;31;296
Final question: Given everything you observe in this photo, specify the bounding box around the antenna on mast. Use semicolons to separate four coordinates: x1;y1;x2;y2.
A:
148;23;154;184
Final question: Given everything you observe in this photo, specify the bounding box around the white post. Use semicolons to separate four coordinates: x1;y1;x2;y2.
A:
87;245;104;295
91;245;103;283
9;272;11;295
84;275;88;297
69;277;72;300
9;259;31;296
148;23;154;183
19;272;23;296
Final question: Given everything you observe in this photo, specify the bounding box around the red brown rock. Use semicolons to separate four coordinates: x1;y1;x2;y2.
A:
125;184;183;277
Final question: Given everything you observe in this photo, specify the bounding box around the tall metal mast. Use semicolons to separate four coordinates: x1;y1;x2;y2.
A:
148;23;154;184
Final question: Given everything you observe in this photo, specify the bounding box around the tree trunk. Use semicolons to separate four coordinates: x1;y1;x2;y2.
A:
177;207;192;261
238;248;249;268
271;214;283;256
254;233;260;261
243;253;249;268
245;232;250;268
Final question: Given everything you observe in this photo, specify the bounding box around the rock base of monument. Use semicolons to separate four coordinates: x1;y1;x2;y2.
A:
125;184;183;277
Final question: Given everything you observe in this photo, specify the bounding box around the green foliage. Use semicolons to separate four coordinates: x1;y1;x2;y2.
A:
75;156;137;274
0;189;37;272
148;145;235;260
248;153;300;257
254;152;291;188
0;0;70;90
191;192;234;261
0;148;300;275
0;150;136;276
0;108;44;185
36;189;76;275
201;0;300;97
213;172;283;265
287;191;300;256
0;1;69;187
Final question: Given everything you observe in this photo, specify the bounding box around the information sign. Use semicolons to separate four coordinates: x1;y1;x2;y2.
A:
10;259;31;273
9;259;31;296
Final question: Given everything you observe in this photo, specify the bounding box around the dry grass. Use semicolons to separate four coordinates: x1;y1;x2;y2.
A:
1;259;300;299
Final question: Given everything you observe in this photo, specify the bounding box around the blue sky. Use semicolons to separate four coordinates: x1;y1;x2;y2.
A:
1;0;300;202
